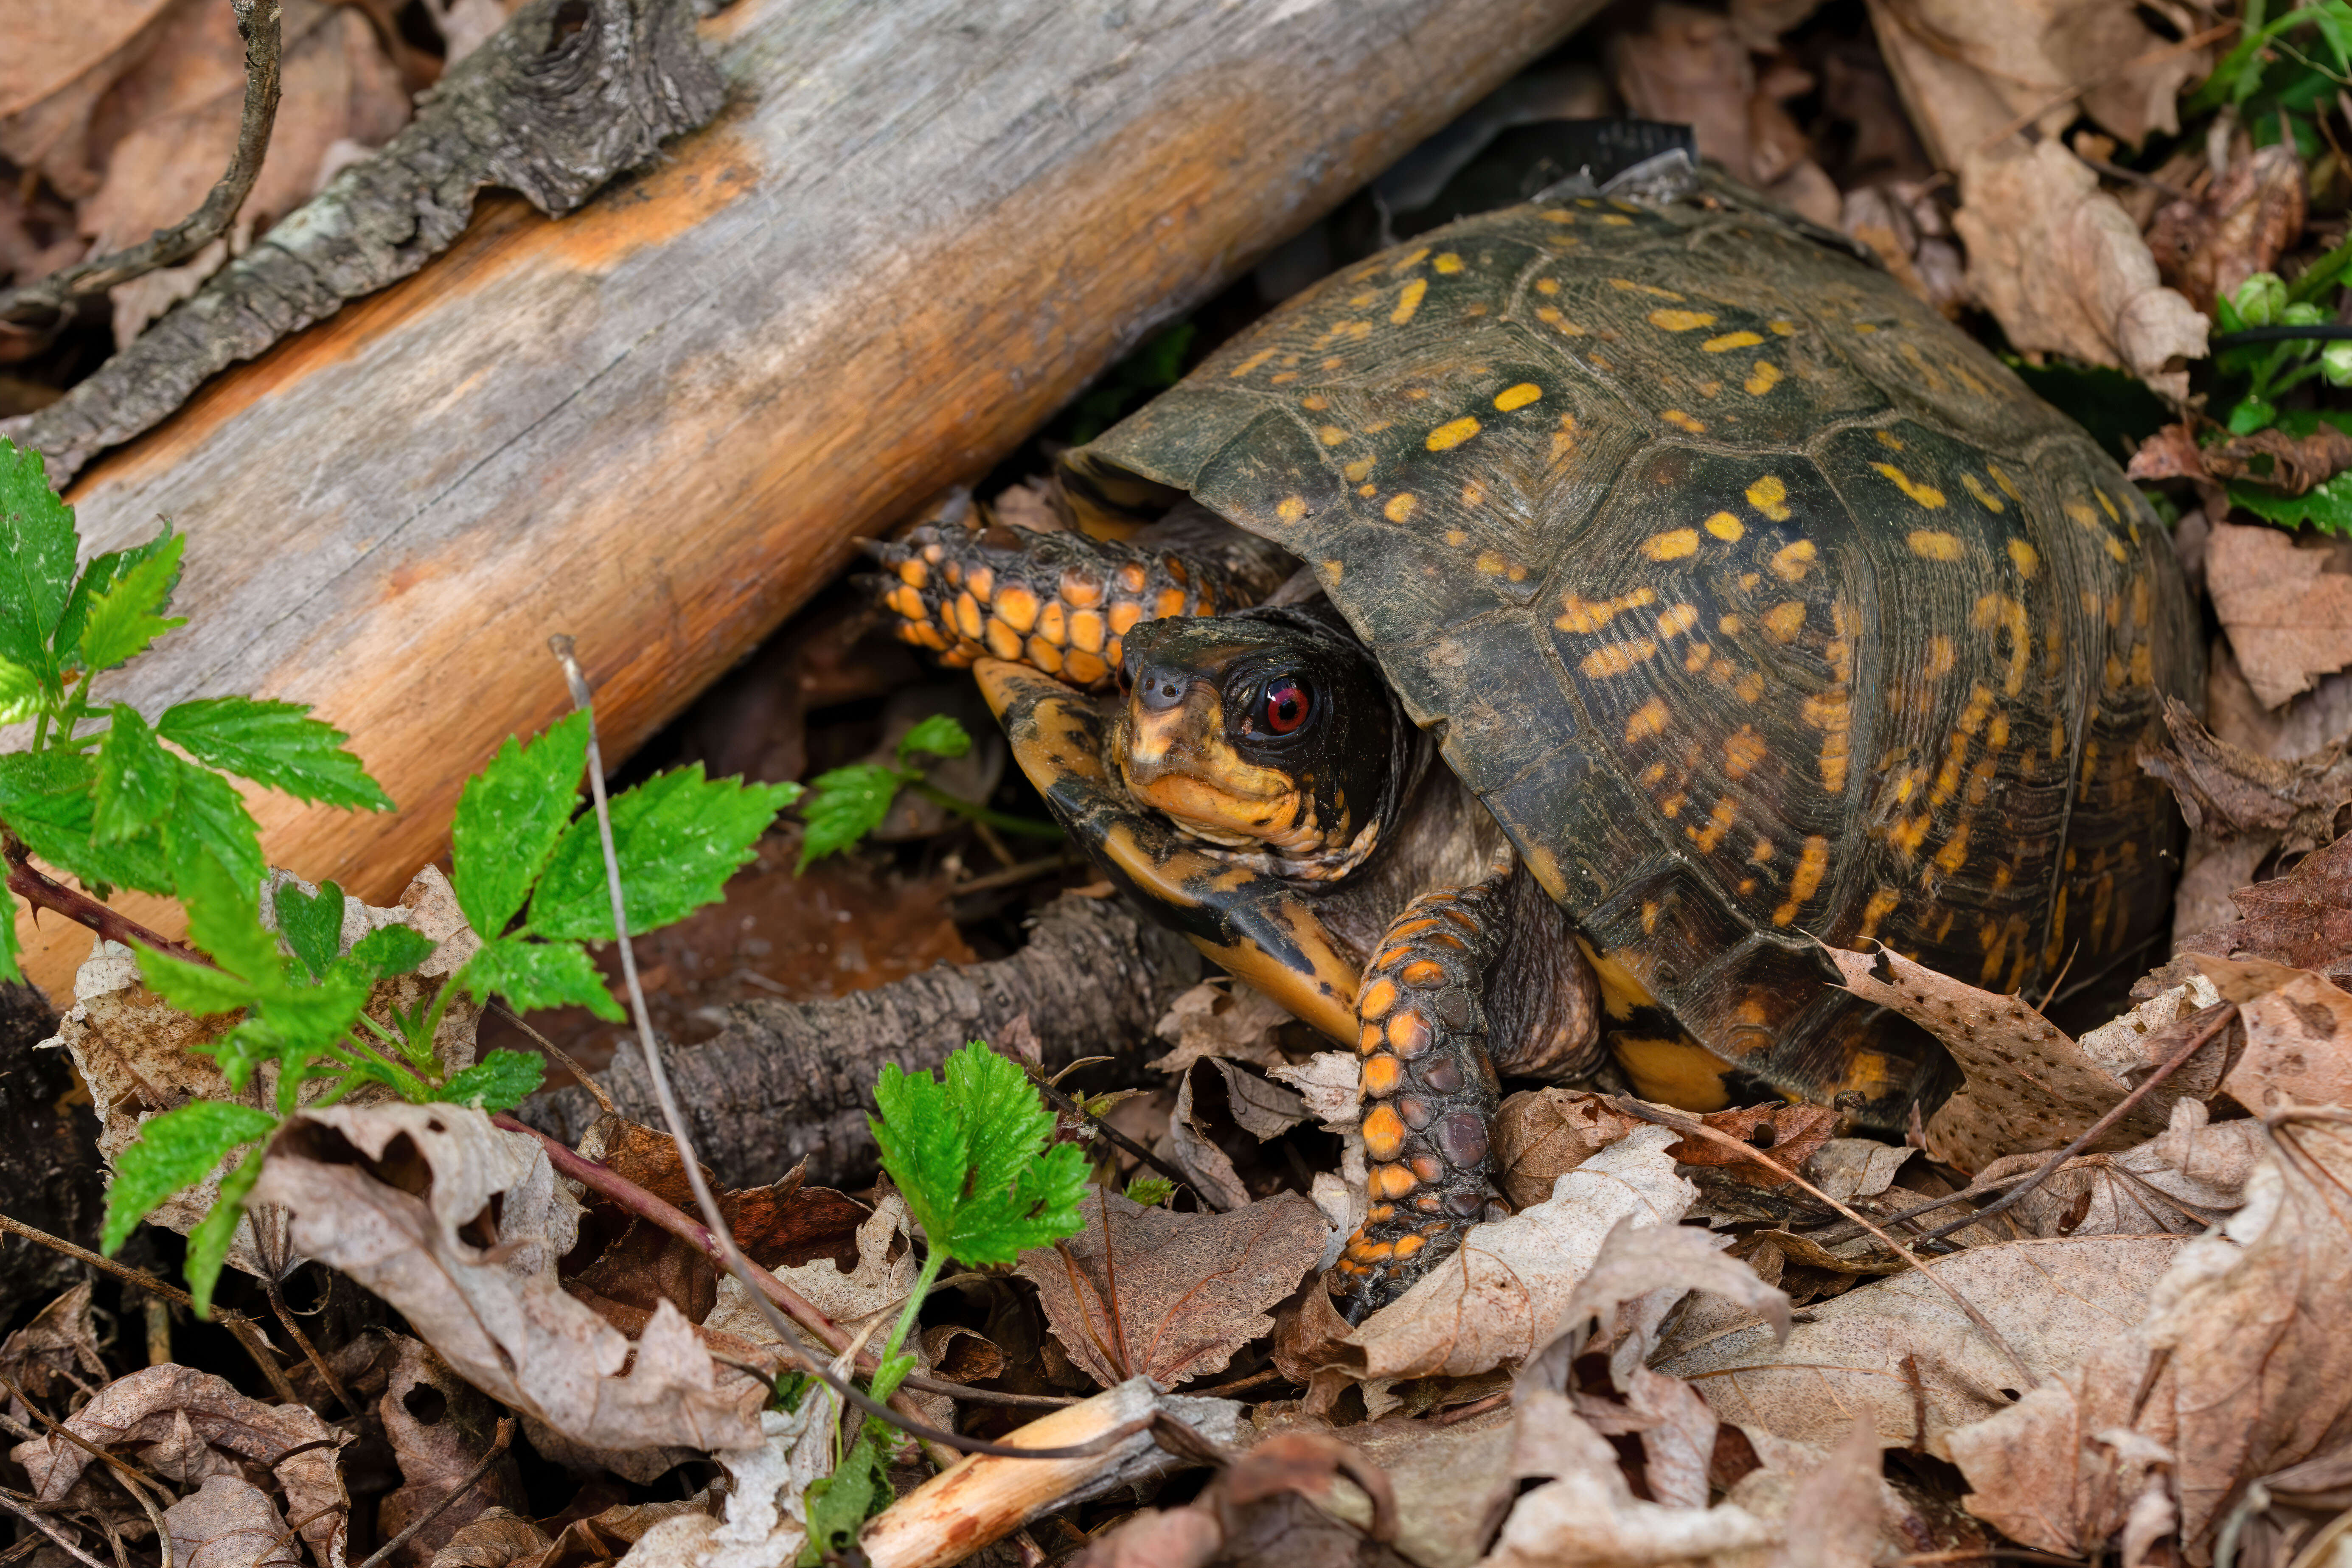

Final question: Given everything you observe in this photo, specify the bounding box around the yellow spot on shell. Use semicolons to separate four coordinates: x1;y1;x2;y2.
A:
1735;670;1767;702
1343;457;1374;482
1962;472;2004;512
1908;530;1964;561
1555;587;1656;633
1384;493;1417;523
1662;410;1707;433
1924;635;1955;678
1625;697;1670;742
1319;425;1349;446
1582;639;1659;677
1434;252;1464;274
1535;277;1561;293
1858;888;1900;942
1535;306;1584;334
1770;540;1817;581
1989;463;2022;502
1705;512;1744;541
1874;429;1905;451
1657;603;1699;637
1763;601;1806;642
1461;480;1486;507
1391;278;1428;325
1689;797;1738;853
1494;382;1543;412
1650;309;1719;332
1872;463;1947;508
1271;496;1307;526
2007;539;2039;577
1889;815;1927;856
1641;528;1700;561
1746;476;1791;520
1228;348;1277;378
1769;320;1798;336
1427;415;1482;451
1935;822;1972;875
1704;330;1764;352
1719;614;1743;636
1773;837;1830;926
1744;362;1782;395
1751;837;1776;865
1723;726;1766;779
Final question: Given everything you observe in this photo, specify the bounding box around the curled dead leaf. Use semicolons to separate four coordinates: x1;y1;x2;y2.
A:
2147;142;2308;316
1967;1098;2265;1238
1490;1088;1640;1210
2203;521;2352;711
164;1474;303;1568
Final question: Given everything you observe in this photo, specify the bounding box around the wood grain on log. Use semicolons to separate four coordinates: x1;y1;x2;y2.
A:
12;0;1607;999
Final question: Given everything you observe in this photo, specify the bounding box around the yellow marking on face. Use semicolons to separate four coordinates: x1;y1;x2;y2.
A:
1688;797;1738;854
1384;493;1417;523
1494;382;1542;412
1746;476;1791;520
1909;530;1964;561
1858;887;1901;942
1924;634;1954;678
1723;725;1767;779
1961;472;2004;512
1556;587;1656;633
1318;425;1350;446
1427;415;1481;451
1656;603;1699;638
1873;463;1946;508
1763;600;1806;641
1276;495;1307;524
1641;527;1700;561
1342;457;1374;482
1582;639;1660;678
1705;512;1744;541
1663;410;1707;434
1650;309;1718;332
1772;836;1830;926
1625;697;1671;742
1391;278;1428;325
1735;670;1767;702
1744;362;1782;395
1228;348;1277;377
1770;540;1817;581
1934;822;1971;875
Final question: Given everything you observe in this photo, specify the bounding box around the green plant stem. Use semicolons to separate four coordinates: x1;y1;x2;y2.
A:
908;781;1062;839
871;1248;948;1408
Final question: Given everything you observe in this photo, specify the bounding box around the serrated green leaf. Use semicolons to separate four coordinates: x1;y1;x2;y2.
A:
76;530;187;674
56;525;180;676
186;1145;263;1319
435;1050;544;1111
0;903;20;986
0;656;40;725
332;923;434;986
94;705;178;842
459;934;622;1020
102;1100;275;1254
797;763;900;871
798;1432;895;1567
870;1041;1086;1269
157;696;391;811
0;439;76;689
529;767;797;940
1123;1175;1175;1207
273;880;344;982
0;749;172;896
172;842;283;987
895;714;972;767
133;946;261;1017
161;756;265;897
450;712;589;936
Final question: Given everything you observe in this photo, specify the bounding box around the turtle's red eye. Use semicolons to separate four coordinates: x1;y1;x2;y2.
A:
1263;680;1311;734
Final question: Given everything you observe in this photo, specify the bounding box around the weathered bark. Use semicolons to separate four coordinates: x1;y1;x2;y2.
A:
520;894;1201;1188
3;0;722;481
8;0;1608;1000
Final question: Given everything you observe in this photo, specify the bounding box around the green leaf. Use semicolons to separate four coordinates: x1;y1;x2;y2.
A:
93;706;178;842
797;763;901;871
157;696;391;811
0;905;20;987
273;880;345;982
460;934;622;1020
435;1050;545;1111
56;525;180;676
133;946;262;1017
332;923;434;986
870;1041;1088;1269
173;842;283;987
2228;474;2352;534
529;767;797;940
0;656;41;726
163;757;264;896
101;1100;275;1254
186;1145;263;1319
1123;1175;1175;1207
450;712;589;936
76;530;187;674
798;1431;895;1567
0;749;171;896
895;714;972;768
0;439;77;689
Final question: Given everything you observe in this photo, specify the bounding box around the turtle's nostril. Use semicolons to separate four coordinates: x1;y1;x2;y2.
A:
1134;666;1191;712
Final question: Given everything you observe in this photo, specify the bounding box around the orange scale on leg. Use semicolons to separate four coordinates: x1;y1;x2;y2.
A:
1358;977;1399;1018
1387;1010;1433;1057
954;593;985;641
1361;1054;1403;1097
1409;1154;1445;1184
1116;562;1149;595
1064;649;1108;685
984;619;1022;661
1391;1233;1426;1259
1400;959;1448;988
1108;601;1143;634
1371;1162;1417;1198
1362;1104;1407;1159
966;566;995;602
1358;1022;1385;1055
1154;586;1188;618
1027;636;1064;674
1375;945;1413;968
1061;571;1106;608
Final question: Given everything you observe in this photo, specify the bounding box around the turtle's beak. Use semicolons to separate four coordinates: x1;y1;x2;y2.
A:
974;657;1363;1043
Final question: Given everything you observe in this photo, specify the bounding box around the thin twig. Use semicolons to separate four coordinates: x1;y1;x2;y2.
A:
0;0;283;328
488;1001;616;1117
1028;1072;1216;1210
0;1376;174;1568
950;854;1079;897
3;836;205;965
0;1491;114;1568
263;1276;357;1420
351;1418;512;1568
540;637;1151;1467
1611;1099;2037;1387
0;1212;297;1402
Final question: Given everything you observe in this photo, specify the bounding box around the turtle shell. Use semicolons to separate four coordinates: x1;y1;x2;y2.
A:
1070;193;2201;1122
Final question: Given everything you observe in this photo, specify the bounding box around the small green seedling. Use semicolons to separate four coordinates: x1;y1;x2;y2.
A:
798;1041;1089;1563
795;713;1057;870
1123;1175;1176;1207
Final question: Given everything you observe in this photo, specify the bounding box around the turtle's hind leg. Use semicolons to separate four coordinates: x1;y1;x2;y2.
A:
1332;864;1516;1324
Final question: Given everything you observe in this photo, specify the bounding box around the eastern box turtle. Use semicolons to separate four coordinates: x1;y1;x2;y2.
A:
871;161;2200;1318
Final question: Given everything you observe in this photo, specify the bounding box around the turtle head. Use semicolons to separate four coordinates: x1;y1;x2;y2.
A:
973;606;1422;1043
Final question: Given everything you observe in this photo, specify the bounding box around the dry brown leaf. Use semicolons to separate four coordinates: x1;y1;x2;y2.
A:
1490;1088;1641;1209
1770;1421;1886;1568
1016;1191;1326;1390
2148;143;2309;316
429;1511;551;1568
0;1281;107;1413
0;0;175;121
1945;1337;2168;1558
1153;980;1295;1074
1076;1428;1409;1568
2139;696;2352;854
1165;1057;1254;1212
377;1338;528;1568
247;1102;764;1457
0;0;174;199
2128;423;2208;484
9;1363;348;1567
1841;182;1968;317
1953;139;2207;387
1804;1139;1917;1203
164;1475;303;1568
1269;1410;1514;1568
1828;946;2171;1171
1656;1235;2187;1458
1866;0;2209;169
1667;1104;1841;1188
1968;1098;2266;1238
2206;520;2352;710
2183;833;2352;987
1341;1127;1696;1382
1205;1057;1312;1141
2200;426;2352;497
2184;954;2352;1114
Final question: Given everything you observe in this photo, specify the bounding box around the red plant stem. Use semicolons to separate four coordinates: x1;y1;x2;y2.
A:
3;838;206;966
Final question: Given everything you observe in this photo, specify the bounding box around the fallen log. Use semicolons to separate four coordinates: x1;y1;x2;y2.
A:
10;0;1608;998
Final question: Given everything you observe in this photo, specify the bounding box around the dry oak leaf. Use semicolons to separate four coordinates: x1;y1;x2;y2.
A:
1342;1125;1695;1383
427;1510;550;1568
2127;422;2208;484
247;1102;763;1456
1490;1088;1641;1210
1656;1234;2187;1459
1263;1408;1514;1568
165;1474;304;1568
2147;142;2309;317
2187;954;2352;1112
1953;139;2207;386
375;1337;528;1568
1828;945;2172;1172
10;1363;349;1568
1945;1336;2172;1560
2184;831;2352;987
1153;979;1296;1074
2139;695;2352;857
1074;1428;1409;1568
2206;520;2352;711
1016;1190;1327;1390
0;1280;108;1411
1968;1097;2266;1238
1667;1103;1841;1188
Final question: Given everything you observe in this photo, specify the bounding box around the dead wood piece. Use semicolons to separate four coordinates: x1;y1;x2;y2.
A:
0;0;723;483
522;892;1200;1188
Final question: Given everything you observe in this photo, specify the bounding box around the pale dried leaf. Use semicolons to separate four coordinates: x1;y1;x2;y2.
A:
247;1103;762;1456
1969;1099;2266;1238
1152;980;1294;1074
1208;1058;1311;1141
1264;1410;1513;1568
376;1338;526;1568
1629;1367;1719;1512
1526;1212;1793;1390
1804;1139;1915;1203
1269;1050;1361;1128
0;0;175;121
1946;1338;2166;1558
2207;521;2352;711
0;1281;107;1411
1953;139;2207;383
427;1511;549;1568
1490;1088;1641;1210
1345;1126;1695;1381
1016;1191;1326;1389
163;1475;302;1568
2185;955;2352;1112
1656;1235;2186;1458
1772;1420;1884;1568
533;1497;716;1568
